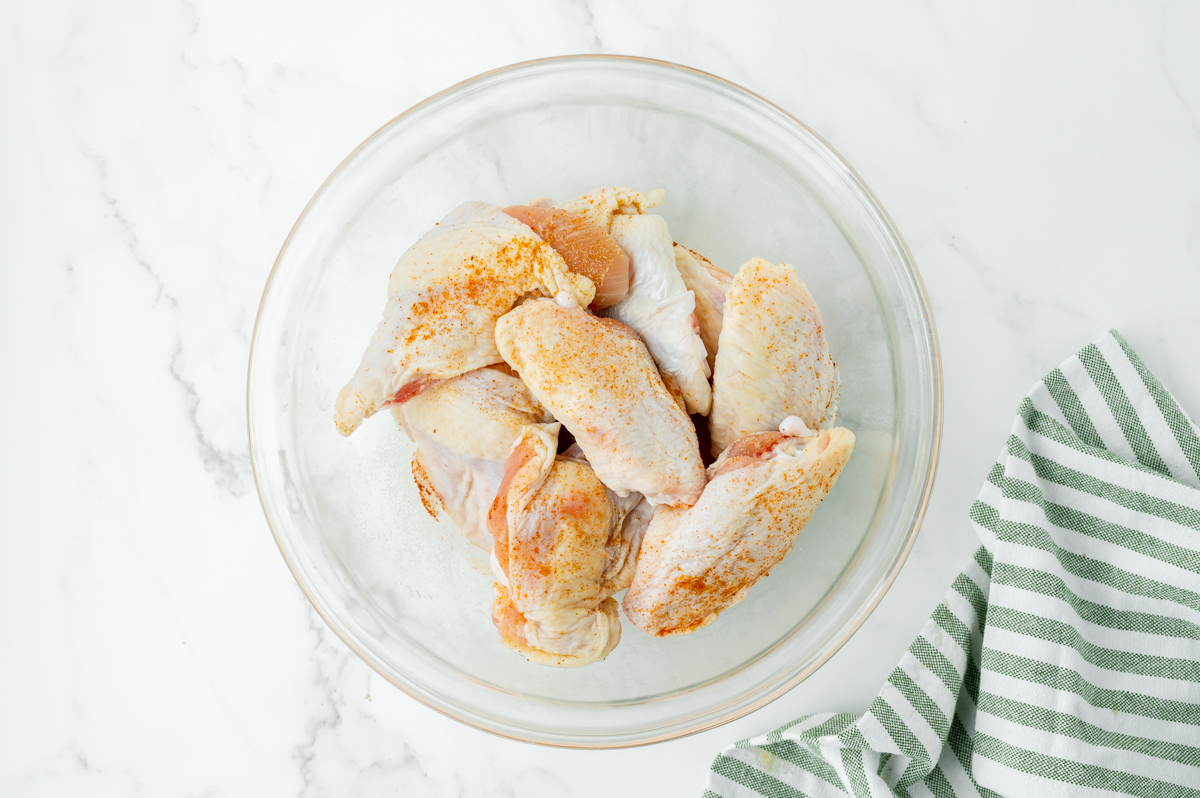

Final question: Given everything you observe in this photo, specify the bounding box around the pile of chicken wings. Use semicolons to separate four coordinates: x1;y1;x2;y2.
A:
335;187;855;668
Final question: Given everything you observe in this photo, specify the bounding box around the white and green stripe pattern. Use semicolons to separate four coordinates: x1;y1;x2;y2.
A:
705;331;1200;797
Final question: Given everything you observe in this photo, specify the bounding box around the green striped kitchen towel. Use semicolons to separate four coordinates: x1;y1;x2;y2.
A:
705;330;1200;798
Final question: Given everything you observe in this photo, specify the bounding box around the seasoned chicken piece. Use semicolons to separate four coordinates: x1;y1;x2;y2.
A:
624;427;855;637
395;367;557;549
558;442;654;595
488;427;648;667
673;245;732;373
554;186;666;233
602;495;653;595
658;371;688;415
334;202;595;436
606;214;713;416
709;258;837;456
502;205;630;309
494;299;706;507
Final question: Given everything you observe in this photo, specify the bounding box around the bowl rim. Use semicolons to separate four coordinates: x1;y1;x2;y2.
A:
247;53;943;749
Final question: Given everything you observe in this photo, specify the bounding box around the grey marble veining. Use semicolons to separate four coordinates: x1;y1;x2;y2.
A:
2;1;1199;795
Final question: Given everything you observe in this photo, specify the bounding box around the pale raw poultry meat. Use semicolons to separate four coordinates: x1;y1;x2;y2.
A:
606;214;713;416
673;245;733;373
501;205;630;309
333;182;860;666
488;426;651;667
709;258;838;456
395;366;556;550
334;202;595;436
553;186;666;232
494;298;706;507
623;427;855;637
558;442;653;595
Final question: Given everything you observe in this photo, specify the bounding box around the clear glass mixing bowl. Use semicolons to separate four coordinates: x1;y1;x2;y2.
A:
248;56;941;747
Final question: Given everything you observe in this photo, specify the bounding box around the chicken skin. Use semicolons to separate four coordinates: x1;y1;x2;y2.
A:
529;187;711;414
488;426;649;667
334;202;595;436
501;205;630;309
395;366;556;549
623;427;855;637
558;442;654;595
709;258;838;456
554;186;666;232
606;215;713;416
494;299;706;507
673;245;732;373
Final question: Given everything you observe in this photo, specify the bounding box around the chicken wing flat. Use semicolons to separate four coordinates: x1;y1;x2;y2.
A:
335;202;595;436
709;258;837;456
494;299;706;507
623;427;855;637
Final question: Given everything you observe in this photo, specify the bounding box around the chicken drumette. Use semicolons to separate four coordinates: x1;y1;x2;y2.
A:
488;426;650;666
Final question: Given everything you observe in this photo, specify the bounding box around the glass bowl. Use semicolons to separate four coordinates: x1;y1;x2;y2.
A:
248;55;941;748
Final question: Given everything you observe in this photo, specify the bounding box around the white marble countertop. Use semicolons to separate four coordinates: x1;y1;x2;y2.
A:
3;1;1199;795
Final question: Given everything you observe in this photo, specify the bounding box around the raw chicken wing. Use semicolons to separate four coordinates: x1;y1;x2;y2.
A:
334;202;595;436
709;258;837;456
606;214;713;416
494;299;706;506
554;186;666;232
558;443;654;595
488;426;647;667
673;245;732;373
396;366;557;549
624;427;855;637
